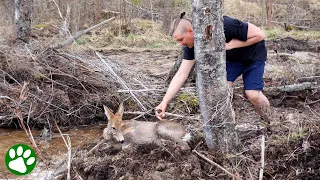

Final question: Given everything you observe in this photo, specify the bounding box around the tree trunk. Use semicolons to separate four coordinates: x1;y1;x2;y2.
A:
94;0;102;22
261;0;267;26
166;50;196;84
266;0;273;28
14;0;33;43
191;0;237;153
162;0;173;34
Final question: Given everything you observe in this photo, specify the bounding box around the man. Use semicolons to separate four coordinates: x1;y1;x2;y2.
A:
156;13;270;121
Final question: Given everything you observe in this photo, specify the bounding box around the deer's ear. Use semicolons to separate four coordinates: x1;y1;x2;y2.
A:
103;105;114;120
115;102;124;117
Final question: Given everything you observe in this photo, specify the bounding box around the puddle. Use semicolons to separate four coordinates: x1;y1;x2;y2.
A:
0;125;103;179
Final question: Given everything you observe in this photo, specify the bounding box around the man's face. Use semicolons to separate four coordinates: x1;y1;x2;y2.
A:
173;28;194;48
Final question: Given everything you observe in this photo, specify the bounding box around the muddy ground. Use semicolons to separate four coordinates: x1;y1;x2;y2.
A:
0;37;319;179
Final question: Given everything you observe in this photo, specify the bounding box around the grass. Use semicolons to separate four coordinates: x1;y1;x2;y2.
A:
77;18;177;50
71;18;320;50
264;27;320;40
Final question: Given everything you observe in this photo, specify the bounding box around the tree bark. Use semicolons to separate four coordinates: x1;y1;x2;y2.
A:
166;50;196;84
94;0;102;22
162;0;173;34
14;0;33;43
266;0;273;28
52;17;115;49
191;0;237;153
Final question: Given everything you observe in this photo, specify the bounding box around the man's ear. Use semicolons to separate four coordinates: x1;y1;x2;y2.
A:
187;27;193;34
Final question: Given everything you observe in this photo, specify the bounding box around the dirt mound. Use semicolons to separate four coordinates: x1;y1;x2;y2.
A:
68;144;202;180
265;133;320;179
267;37;320;53
0;46;122;128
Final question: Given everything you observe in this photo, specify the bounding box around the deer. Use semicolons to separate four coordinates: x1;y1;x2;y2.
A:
102;102;191;151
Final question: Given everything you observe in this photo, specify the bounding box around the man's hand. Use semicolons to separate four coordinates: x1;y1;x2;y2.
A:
155;102;167;120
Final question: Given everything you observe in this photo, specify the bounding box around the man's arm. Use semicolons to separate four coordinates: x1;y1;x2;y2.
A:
226;23;265;50
156;59;195;119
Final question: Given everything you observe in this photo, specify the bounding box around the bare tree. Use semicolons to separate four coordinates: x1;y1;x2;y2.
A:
162;0;173;34
94;0;102;22
14;0;33;42
266;0;273;28
191;0;237;153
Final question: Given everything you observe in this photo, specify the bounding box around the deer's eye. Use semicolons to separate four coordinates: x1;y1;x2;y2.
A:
112;127;116;130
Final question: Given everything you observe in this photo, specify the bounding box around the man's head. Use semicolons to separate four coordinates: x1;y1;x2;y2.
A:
170;13;194;48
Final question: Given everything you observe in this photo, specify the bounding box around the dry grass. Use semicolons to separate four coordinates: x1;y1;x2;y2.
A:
264;27;320;40
76;19;177;50
223;0;264;23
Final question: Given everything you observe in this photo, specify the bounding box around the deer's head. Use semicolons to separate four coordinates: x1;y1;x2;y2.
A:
103;102;125;143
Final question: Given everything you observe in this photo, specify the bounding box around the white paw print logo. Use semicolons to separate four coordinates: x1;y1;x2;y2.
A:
5;144;37;176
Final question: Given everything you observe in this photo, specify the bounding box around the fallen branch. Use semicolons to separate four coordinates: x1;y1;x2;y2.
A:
96;52;147;111
298;76;320;83
306;99;320;105
271;21;320;31
52;17;115;49
124;0;163;17
125;111;201;121
264;82;318;94
0;96;15;102
192;150;239;179
67;136;71;180
53;118;72;180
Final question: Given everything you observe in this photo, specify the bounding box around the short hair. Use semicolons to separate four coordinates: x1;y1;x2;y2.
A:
169;12;192;37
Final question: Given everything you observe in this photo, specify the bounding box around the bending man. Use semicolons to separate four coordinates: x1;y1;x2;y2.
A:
156;14;270;121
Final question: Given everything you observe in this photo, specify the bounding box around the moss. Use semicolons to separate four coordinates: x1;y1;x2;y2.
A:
33;24;50;29
75;35;91;45
176;92;199;111
130;0;141;5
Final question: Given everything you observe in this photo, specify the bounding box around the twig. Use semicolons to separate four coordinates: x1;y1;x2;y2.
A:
118;88;165;92
247;167;254;180
67;135;71;180
0;96;15;102
306;99;320;105
52;0;63;19
73;167;84;180
124;0;163;17
0;69;21;85
24;44;36;61
192;150;238;179
304;104;320;118
53;118;71;179
87;139;106;155
52;17;115;49
130;109;152;120
14;83;46;162
96;52;147;111
125;111;201;121
193;140;203;151
53;119;68;149
259;135;265;180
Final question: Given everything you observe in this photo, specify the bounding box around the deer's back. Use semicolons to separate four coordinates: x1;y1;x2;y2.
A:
156;121;187;142
122;120;158;144
122;120;187;144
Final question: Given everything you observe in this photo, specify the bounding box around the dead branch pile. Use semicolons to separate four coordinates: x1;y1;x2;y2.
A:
0;43;167;128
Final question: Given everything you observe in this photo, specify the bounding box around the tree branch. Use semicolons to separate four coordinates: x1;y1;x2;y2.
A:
52;17;115;49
